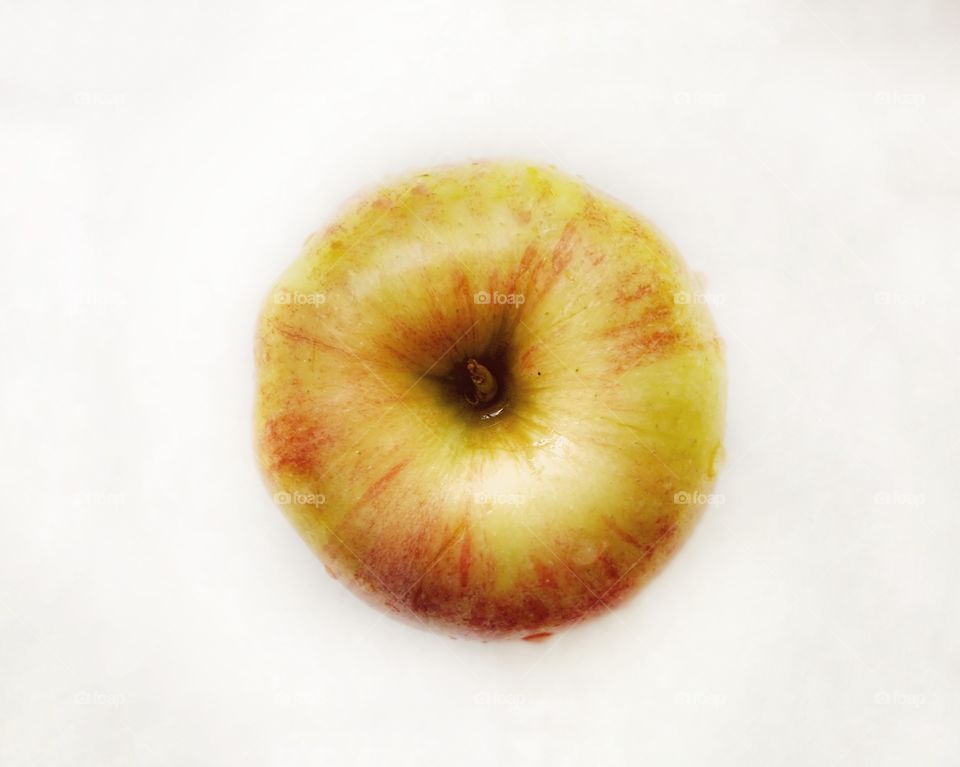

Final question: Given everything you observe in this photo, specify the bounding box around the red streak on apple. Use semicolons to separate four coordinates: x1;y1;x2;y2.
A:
453;269;472;313
597;553;622;580
517;344;539;373
352;459;410;513
272;321;344;355
614;284;653;305
550;221;577;275
458;524;473;588
603;517;645;550
531;556;559;590
262;412;335;476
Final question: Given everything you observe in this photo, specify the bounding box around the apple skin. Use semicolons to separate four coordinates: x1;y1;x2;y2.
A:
255;161;725;640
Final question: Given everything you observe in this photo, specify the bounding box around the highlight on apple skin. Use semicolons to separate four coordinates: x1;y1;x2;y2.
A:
255;161;725;640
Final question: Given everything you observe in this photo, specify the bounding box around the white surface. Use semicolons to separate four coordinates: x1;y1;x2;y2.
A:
2;1;959;764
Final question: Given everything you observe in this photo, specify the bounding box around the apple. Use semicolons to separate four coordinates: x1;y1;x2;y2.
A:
255;161;725;640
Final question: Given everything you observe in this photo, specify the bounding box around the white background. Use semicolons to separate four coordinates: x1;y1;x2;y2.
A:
2;1;958;764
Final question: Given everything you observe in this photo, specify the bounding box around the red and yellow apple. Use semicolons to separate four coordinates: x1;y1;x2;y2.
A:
255;161;725;640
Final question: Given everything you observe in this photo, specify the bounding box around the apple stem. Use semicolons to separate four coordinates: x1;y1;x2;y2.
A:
464;358;498;406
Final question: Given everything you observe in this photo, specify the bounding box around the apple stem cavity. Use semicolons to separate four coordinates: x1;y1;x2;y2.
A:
464;358;498;407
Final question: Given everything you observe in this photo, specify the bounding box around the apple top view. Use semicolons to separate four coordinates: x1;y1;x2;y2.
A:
255;161;726;640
